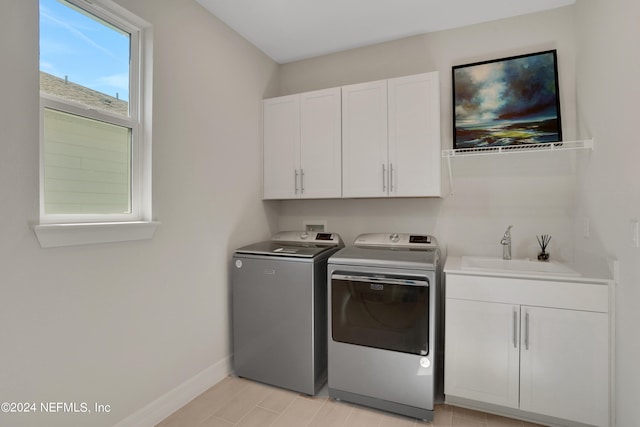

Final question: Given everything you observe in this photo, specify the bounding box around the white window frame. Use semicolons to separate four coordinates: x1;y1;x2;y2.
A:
35;0;158;248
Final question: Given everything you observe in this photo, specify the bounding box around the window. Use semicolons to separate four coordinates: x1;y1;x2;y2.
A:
36;0;156;247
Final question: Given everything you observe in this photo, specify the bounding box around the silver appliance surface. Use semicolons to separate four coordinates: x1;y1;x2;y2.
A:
354;232;438;250
235;231;343;258
330;233;438;269
329;245;438;269
232;231;343;395
327;232;441;421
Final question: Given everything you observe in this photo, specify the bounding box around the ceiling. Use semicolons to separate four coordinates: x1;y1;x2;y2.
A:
195;0;576;64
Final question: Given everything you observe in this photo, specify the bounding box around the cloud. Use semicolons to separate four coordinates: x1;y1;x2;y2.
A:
454;53;558;125
454;66;507;124
97;73;129;92
40;3;122;61
40;60;56;73
40;38;76;55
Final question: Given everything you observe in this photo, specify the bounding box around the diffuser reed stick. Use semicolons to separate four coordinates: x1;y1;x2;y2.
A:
537;235;551;261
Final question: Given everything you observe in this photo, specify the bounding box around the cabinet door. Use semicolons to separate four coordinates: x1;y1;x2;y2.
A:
388;72;441;197
520;306;609;426
263;94;300;199
300;88;342;198
342;80;388;198
445;298;520;408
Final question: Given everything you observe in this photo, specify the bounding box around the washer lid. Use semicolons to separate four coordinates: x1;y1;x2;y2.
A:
235;231;344;258
235;241;338;258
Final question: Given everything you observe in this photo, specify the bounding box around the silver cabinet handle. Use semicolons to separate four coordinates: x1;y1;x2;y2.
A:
513;310;518;348
390;163;394;193
382;164;387;192
294;170;299;194
524;311;530;350
300;169;305;194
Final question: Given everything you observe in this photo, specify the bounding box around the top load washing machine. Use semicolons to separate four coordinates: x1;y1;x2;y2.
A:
232;231;343;395
327;233;441;421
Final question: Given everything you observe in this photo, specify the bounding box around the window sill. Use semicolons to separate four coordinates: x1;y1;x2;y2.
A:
34;221;160;248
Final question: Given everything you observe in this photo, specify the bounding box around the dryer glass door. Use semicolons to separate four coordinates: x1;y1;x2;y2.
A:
331;273;429;355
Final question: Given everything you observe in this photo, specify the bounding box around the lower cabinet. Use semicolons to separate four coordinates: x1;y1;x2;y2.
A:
445;299;520;409
519;305;608;425
444;272;610;427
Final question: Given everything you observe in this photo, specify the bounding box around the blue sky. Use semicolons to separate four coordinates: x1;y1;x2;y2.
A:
39;0;130;101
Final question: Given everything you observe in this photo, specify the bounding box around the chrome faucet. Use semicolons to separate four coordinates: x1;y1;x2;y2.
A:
500;225;513;260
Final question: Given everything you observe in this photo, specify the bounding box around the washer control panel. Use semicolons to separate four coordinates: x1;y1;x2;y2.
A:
271;231;343;246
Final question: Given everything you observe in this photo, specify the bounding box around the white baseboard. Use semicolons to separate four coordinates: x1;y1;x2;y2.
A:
113;356;232;427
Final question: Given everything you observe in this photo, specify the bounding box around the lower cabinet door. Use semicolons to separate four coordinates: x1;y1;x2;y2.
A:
444;298;520;408
519;306;609;427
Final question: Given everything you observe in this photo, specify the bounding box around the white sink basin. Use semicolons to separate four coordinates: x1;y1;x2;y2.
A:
461;256;580;277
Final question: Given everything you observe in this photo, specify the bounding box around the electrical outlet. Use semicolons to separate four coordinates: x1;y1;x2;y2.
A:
303;220;327;232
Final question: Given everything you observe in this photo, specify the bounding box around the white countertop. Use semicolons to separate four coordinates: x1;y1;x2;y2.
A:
444;255;614;285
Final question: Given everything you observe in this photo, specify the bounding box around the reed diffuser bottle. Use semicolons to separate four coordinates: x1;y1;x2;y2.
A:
537;235;551;261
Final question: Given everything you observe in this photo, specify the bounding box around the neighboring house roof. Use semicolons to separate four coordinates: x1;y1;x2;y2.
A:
40;71;129;116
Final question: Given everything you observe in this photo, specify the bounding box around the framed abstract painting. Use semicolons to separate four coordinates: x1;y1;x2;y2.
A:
452;50;562;149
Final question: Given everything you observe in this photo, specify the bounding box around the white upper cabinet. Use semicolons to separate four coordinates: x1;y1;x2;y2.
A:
299;88;342;198
264;72;441;200
263;94;299;200
388;72;441;197
342;72;441;198
263;87;341;199
341;80;389;198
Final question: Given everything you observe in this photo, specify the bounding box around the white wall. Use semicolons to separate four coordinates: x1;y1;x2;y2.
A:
276;3;640;425
3;1;637;426
574;1;640;426
0;1;278;426
277;6;580;261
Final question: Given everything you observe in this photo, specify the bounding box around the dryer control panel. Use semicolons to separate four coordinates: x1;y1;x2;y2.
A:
353;233;438;250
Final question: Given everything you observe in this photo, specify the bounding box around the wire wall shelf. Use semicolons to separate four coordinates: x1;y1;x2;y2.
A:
442;139;594;158
442;139;594;195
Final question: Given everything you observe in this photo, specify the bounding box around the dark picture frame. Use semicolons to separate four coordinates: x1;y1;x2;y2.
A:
452;50;562;149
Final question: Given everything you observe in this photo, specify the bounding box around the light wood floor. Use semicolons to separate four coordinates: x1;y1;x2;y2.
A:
156;376;545;427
